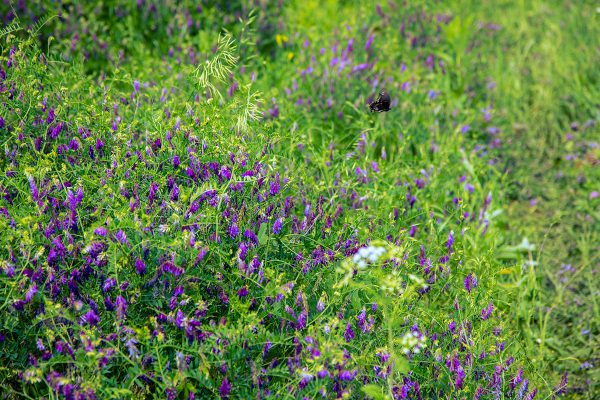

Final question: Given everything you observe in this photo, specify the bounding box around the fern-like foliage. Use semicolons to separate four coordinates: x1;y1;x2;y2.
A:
0;20;21;39
193;27;263;133
238;9;258;64
194;33;238;100
235;84;263;133
29;14;58;36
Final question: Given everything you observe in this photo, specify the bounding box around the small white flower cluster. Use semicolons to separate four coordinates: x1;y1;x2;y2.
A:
399;331;427;355
352;246;386;269
408;273;428;290
381;270;403;295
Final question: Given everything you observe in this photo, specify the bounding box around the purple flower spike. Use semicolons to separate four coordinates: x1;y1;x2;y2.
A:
448;321;456;333
135;258;146;275
115;295;127;321
365;35;374;51
344;322;355;342
446;230;455;250
103;278;117;293
25;284;38;303
219;377;231;398
553;372;568;396
162;261;183;276
316;300;325;312
524;388;538;400
94;226;108;237
481;302;494;320
220;165;232;181
115;229;128;245
269;175;281;196
408;225;417;237
518;379;529;398
28;176;39;202
237;286;248;298
228;222;239;239
81;309;100;326
273;217;283;234
339;370;357;381
464;273;478;293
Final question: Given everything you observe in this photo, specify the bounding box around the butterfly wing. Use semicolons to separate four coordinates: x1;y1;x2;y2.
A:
369;90;391;112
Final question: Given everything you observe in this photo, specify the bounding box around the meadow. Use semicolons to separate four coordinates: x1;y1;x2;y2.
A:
0;1;598;399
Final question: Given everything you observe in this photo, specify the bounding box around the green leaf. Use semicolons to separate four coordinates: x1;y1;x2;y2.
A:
362;384;388;400
258;222;268;245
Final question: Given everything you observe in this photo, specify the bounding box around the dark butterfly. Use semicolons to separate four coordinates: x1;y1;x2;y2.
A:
368;89;391;112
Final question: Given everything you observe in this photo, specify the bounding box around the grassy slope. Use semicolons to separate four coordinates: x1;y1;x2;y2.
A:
457;0;600;396
0;0;598;398
272;0;600;396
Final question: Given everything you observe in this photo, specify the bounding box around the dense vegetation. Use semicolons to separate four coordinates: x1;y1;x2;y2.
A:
0;1;597;399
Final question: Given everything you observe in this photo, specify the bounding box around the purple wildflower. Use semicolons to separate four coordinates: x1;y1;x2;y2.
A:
135;258;146;275
115;229;128;245
365;35;374;51
317;369;328;379
454;366;466;389
481;302;494;320
553;372;568;396
237;286;248;298
344;322;355;342
115;295;127;321
12;299;26;311
220;165;232;180
464;273;478;293
524;388;538;400
273;217;283;234
24;284;38;303
165;387;176;400
518;379;530;398
219;377;231;398
448;320;456;333
474;385;484;400
81;309;100;326
228;222;239;239
170;184;179;201
446;230;455;250
510;367;523;391
408;225;417;237
162;261;183;276
175;309;185;328
28;176;39;202
103;278;117;293
94;226;108;236
339;370;357;381
269;175;280;196
316;300;325;312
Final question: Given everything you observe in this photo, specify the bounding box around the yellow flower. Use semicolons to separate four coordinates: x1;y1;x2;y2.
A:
275;34;288;46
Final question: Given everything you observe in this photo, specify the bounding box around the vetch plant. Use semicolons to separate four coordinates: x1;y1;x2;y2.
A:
0;1;594;398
